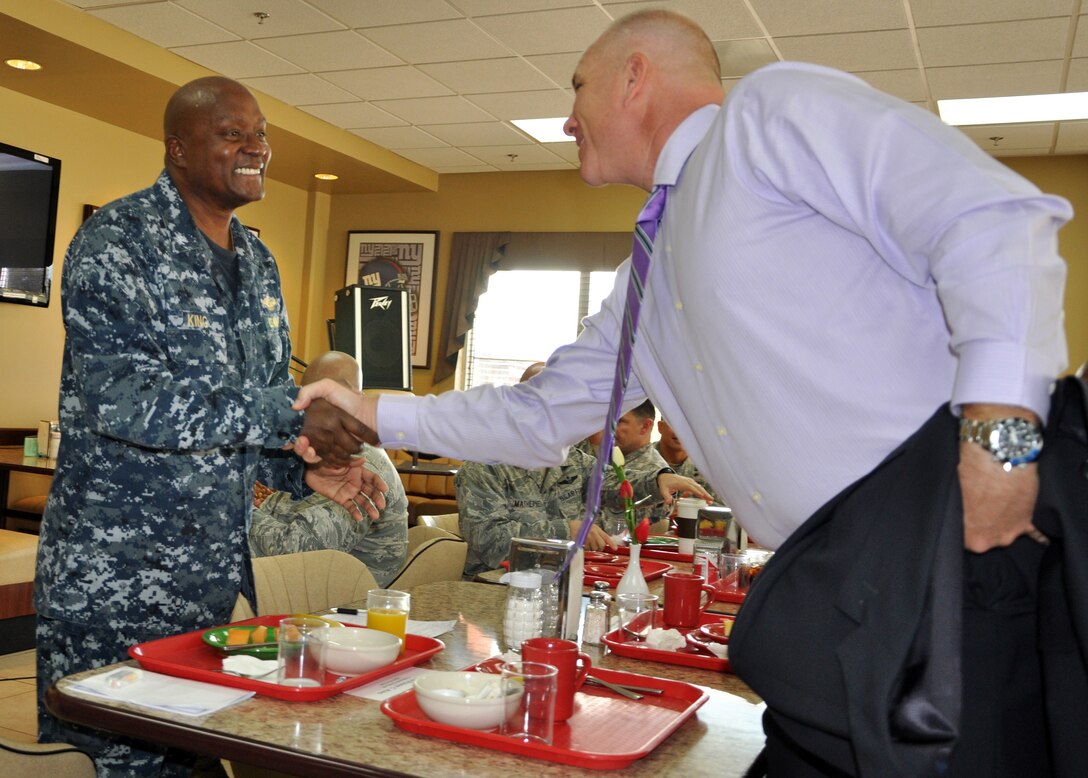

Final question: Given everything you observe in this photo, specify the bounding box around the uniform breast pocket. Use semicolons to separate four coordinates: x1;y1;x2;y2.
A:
167;311;229;366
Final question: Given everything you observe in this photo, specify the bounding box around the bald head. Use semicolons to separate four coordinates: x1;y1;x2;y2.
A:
303;351;363;391
594;9;721;82
164;77;254;142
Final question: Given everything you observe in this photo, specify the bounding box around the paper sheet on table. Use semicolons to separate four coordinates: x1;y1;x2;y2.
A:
69;667;254;716
344;666;429;701
331;612;457;639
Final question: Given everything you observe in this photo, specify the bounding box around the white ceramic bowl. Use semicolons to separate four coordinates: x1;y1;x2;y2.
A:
321;627;401;676
413;671;522;730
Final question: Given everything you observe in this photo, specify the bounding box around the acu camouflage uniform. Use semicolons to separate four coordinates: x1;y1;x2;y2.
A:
249;445;409;586
456;445;669;579
35;171;304;776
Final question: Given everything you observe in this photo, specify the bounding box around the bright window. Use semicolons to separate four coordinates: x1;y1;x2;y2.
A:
464;269;617;389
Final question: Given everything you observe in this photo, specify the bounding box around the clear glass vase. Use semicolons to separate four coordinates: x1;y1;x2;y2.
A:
616;542;651;596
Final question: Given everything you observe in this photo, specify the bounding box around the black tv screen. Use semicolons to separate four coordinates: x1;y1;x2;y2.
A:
0;140;61;307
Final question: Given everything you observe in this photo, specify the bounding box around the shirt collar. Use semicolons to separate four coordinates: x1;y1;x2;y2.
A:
653;103;721;188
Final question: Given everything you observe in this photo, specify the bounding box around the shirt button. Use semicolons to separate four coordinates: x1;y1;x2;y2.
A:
751;491;762;504
717;426;728;437
396;432;406;441
675;301;683;311
695;362;703;372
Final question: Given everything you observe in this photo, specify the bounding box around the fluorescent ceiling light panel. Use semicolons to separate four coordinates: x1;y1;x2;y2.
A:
512;117;569;143
939;92;1088;126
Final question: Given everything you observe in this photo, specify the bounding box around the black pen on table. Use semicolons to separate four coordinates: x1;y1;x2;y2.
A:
330;607;360;615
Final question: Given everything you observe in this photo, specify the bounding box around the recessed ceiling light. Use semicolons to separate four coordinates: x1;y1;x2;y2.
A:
5;59;42;71
314;173;338;181
938;92;1088;126
512;117;570;143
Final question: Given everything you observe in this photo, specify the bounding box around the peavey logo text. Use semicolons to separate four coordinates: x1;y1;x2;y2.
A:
369;295;393;311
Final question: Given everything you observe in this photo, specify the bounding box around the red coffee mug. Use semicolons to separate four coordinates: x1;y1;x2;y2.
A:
520;637;591;722
663;571;717;628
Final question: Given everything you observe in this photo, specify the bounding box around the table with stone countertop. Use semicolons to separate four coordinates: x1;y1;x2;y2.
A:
47;581;764;777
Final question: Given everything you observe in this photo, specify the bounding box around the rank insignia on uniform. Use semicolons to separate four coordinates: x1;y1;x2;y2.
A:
261;296;277;310
267;315;280;329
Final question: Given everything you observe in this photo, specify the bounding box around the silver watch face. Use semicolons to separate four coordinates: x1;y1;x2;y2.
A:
984;418;1043;467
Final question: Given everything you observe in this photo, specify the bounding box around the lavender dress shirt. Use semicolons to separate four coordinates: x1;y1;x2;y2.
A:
378;62;1071;548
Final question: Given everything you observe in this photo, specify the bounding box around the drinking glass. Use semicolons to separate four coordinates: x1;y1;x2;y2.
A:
616;592;658;641
367;589;410;642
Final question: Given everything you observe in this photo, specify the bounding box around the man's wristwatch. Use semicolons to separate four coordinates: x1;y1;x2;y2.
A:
958;417;1043;471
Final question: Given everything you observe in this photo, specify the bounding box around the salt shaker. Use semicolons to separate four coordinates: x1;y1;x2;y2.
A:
502;571;543;652
582;590;610;645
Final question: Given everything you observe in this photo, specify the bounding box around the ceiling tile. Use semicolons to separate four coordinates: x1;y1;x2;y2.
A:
302;102;407;129
1056;121;1088;152
854;68;928;103
1068;58;1088;90
174;0;344;39
776;30;918;72
396;147;489;167
714;39;779;79
372;95;498;124
603;0;764;40
927;61;1064;99
749;0;907;37
456;0;595;12
322;67;452;101
419;122;533;146
524;53;583;86
1074;19;1088;58
467;89;573;120
473;7;612;56
957;123;1057;151
241;74;358;106
437;165;500;173
256;31;403;71
350;126;449;149
420;58;561;94
910;0;1076;27
918;19;1070;68
307;0;464;27
89;3;236;48
169;41;303;79
62;0;153;7
468;144;570;164
359;20;512;64
547;141;580;164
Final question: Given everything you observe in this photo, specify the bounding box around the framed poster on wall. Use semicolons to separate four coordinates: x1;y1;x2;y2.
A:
345;230;438;369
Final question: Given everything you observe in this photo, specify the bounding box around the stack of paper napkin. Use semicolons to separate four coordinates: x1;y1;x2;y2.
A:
68;666;254;716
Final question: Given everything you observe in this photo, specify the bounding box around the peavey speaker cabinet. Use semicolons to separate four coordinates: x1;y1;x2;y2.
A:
333;284;412;391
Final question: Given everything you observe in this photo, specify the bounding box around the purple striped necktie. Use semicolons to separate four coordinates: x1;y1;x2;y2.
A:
569;185;669;557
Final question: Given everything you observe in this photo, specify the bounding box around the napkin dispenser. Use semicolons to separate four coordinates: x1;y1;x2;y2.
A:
508;537;584;641
697;506;746;553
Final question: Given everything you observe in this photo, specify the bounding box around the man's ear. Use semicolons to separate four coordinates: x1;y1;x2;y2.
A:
621;52;649;106
165;136;185;168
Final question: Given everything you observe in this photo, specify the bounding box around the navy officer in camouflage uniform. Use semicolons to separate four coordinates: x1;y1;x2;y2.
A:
250;352;409;586
35;77;380;776
456;365;708;578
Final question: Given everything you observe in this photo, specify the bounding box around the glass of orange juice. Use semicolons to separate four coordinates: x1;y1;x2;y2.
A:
367;589;410;643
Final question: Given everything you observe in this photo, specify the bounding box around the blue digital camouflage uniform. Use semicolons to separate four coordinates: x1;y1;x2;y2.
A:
456;445;668;579
35;171;305;776
249;445;408;586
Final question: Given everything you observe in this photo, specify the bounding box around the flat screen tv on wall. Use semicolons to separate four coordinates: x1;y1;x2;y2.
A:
0;140;61;307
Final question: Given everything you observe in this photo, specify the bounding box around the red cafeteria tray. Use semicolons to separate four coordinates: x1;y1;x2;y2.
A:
711;573;748;604
128;615;444;702
602;611;735;673
582;558;672;588
380;663;708;769
613;536;694;563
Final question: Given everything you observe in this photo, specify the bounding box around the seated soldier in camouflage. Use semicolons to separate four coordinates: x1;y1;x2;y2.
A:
456;365;708;579
249;352;408;585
